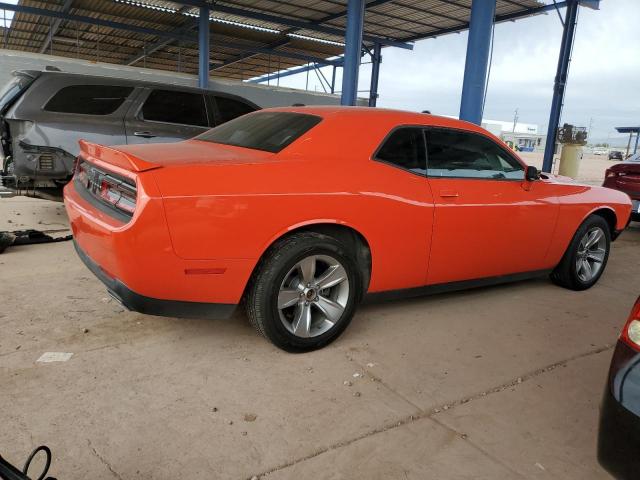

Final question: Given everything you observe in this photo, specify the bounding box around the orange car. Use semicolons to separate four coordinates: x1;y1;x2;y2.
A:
64;107;632;351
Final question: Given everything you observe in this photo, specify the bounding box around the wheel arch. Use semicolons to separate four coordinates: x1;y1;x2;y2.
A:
245;221;372;299
587;207;618;239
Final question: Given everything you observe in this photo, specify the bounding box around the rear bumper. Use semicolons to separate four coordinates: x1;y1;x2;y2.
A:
74;240;235;319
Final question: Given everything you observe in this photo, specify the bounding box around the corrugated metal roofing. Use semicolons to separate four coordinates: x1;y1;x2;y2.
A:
0;0;547;81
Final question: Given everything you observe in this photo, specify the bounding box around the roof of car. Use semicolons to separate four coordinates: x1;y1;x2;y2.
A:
262;106;487;135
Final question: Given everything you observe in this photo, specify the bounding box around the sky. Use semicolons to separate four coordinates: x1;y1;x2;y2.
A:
267;0;640;146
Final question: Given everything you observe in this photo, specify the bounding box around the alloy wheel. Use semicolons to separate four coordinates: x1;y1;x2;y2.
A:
277;254;350;338
575;226;607;282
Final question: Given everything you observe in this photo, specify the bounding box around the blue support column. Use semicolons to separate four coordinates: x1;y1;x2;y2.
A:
198;5;210;89
368;42;381;107
331;65;337;94
340;0;365;106
459;0;496;124
542;0;579;172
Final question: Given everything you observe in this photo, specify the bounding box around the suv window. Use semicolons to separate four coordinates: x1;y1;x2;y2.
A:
44;85;133;115
374;127;426;175
196;111;321;153
142;89;208;127
426;129;524;180
214;95;256;124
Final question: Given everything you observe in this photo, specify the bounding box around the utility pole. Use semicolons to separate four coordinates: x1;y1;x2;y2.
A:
587;117;594;141
512;108;519;132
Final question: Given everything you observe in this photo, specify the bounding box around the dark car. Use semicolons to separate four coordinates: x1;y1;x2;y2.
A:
609;150;624;161
598;296;640;479
603;153;640;221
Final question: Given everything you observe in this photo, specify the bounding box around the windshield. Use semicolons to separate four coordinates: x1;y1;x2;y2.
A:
196;111;322;153
0;73;35;114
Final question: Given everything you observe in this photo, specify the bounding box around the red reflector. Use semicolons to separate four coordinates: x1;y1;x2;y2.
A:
184;268;227;275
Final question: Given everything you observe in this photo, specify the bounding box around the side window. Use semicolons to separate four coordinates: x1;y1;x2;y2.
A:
44;85;133;115
426;129;524;180
374;127;426;175
141;89;208;127
214;95;257;124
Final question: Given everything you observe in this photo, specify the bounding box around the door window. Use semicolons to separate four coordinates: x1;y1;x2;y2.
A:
214;95;257;124
374;127;426;175
426;129;524;180
44;85;133;115
141;89;208;127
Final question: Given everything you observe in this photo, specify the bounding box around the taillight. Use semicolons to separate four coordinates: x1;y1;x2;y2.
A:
98;178;136;215
74;160;137;219
605;169;625;178
620;297;640;351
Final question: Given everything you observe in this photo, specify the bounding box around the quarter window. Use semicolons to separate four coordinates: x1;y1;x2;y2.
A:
374;127;426;175
426;129;524;180
214;95;257;124
141;89;208;127
44;85;133;115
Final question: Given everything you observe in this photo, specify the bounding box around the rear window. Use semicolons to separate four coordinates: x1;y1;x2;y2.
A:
44;85;133;115
196;111;321;153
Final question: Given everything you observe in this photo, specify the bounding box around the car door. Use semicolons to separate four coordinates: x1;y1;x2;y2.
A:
125;88;210;144
425;127;559;285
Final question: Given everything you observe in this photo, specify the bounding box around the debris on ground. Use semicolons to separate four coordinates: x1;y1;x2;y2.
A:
0;229;72;254
37;352;73;363
343;380;352;387
243;413;257;422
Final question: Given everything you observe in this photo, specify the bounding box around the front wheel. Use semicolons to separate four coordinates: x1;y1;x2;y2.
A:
551;215;611;290
245;232;361;352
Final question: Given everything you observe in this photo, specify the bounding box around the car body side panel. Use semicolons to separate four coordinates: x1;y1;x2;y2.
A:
153;159;435;294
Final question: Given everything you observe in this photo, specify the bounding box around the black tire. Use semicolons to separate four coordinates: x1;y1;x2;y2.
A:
550;214;611;291
245;232;362;352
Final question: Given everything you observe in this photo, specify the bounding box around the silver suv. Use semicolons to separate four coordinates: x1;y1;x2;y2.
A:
0;70;259;191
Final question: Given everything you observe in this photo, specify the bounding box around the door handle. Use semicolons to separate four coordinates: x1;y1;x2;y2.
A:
439;190;459;198
133;131;156;138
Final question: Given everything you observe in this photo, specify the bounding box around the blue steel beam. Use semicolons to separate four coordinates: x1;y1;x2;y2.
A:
368;43;381;107
126;16;198;65
459;0;496;124
39;0;74;54
542;0;579;172
208;3;413;50
341;0;365;106
198;5;210;88
247;60;342;84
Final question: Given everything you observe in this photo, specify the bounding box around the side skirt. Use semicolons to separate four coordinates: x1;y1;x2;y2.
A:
363;269;552;304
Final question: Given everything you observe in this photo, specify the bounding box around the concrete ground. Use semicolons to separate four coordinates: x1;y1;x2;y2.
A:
1;155;636;479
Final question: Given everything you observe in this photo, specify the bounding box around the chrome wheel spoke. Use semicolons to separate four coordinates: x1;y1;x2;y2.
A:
584;229;603;249
315;295;345;324
587;248;606;263
582;259;593;279
278;288;301;309
292;303;312;338
298;256;316;284
315;264;347;290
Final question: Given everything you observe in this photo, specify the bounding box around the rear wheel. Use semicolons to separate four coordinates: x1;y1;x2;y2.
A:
246;232;361;352
551;215;611;290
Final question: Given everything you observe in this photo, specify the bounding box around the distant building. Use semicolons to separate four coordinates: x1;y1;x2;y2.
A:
481;119;546;153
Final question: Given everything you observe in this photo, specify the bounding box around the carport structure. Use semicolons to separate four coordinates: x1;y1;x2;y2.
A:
0;0;598;170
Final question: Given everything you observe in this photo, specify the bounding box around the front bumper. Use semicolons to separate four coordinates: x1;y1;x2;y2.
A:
74;240;236;319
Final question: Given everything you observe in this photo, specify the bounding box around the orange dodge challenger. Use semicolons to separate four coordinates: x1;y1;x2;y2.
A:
64;107;632;351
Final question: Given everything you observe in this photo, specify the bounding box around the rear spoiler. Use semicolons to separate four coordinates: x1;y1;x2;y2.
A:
78;140;160;172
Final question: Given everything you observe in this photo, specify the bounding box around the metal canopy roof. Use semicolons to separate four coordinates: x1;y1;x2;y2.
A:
616;127;640;134
0;0;549;81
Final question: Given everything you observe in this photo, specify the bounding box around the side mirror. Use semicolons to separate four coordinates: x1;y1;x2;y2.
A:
525;165;540;181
